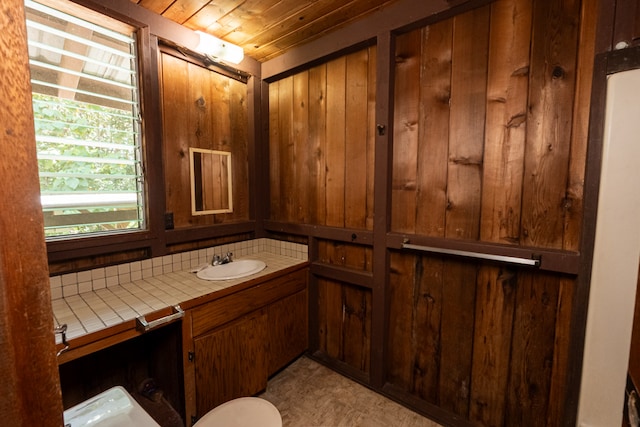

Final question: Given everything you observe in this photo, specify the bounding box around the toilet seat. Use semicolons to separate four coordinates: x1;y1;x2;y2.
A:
193;397;282;427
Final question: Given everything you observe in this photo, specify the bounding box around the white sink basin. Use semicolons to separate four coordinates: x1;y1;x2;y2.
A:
196;259;267;281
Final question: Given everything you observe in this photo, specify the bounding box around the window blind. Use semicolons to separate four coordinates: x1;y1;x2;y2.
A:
25;0;145;238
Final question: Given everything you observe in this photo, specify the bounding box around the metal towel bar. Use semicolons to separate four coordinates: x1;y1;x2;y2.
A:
136;305;184;333
401;243;540;267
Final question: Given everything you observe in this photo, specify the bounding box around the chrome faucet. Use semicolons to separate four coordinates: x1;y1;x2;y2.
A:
212;252;233;265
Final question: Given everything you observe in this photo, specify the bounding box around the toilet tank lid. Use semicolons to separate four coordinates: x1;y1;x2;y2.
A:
63;386;160;427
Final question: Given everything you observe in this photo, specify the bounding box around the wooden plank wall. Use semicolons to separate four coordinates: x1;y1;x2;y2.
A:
268;47;377;376
388;0;595;425
268;0;597;425
612;0;640;47
161;52;250;229
268;47;376;229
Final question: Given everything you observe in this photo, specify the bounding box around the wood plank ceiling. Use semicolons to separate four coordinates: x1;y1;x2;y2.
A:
131;0;402;62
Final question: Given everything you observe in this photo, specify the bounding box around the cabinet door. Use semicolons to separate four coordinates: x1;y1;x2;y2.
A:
267;289;309;374
193;310;268;416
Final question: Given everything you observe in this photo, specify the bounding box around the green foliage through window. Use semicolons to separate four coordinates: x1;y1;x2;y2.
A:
26;0;145;238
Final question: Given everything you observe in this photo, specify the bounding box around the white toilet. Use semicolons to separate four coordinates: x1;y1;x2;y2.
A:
193;397;282;427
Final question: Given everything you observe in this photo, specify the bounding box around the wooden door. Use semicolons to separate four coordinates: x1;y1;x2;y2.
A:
193;310;268;416
267;289;309;374
0;0;63;424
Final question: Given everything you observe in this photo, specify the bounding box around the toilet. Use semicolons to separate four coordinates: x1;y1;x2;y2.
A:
193;397;282;427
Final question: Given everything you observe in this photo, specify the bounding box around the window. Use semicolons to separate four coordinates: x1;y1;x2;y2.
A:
25;0;145;238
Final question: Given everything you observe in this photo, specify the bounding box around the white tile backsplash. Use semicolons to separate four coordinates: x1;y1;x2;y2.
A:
50;238;307;300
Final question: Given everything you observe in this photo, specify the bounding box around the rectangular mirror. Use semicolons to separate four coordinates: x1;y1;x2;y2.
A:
189;148;233;215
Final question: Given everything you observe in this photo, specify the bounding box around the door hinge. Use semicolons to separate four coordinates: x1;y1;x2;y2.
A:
188;351;195;362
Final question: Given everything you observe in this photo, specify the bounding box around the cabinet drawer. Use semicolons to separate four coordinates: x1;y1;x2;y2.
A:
191;268;307;337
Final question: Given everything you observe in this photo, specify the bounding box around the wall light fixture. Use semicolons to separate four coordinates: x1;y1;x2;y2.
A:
195;30;244;64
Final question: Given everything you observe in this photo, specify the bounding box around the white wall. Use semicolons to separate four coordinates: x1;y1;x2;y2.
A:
577;68;640;426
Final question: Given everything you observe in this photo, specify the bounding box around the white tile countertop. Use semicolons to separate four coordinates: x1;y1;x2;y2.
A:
51;239;308;344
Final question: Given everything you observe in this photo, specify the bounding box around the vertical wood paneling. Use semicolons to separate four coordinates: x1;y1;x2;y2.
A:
162;53;249;228
389;27;454;401
269;48;376;230
415;20;452;237
268;49;377;302
383;0;593;423
410;256;445;403
613;0;640;46
345;49;369;231
208;71;232;151
505;272;559;426
546;278;575;424
446;6;490;241
469;267;517;426
189;64;213;149
278;76;295;222
521;0;581;249
480;0;532;244
564;0;598;252
318;278;344;359
325;57;347;228
387;252;416;388
366;45;377;231
437;6;490;418
342;283;372;373
267;0;595;422
344;48;373;287
269;80;281;219
469;1;531;425
229;77;250;218
388;25;453;402
162;54;191;226
308;65;327;225
438;260;477;417
317;278;372;374
390;1;588;252
545;4;599;413
317;240;373;272
293;73;310;224
388;251;577;425
391;30;421;233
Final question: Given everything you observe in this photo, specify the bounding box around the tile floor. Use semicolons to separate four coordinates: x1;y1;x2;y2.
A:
259;356;443;427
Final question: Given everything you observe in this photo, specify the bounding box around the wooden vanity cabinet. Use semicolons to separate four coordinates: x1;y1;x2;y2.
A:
183;267;308;424
193;309;268;413
267;289;309;374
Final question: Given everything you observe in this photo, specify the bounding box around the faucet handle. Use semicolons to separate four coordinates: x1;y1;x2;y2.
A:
212;255;221;265
225;252;233;261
